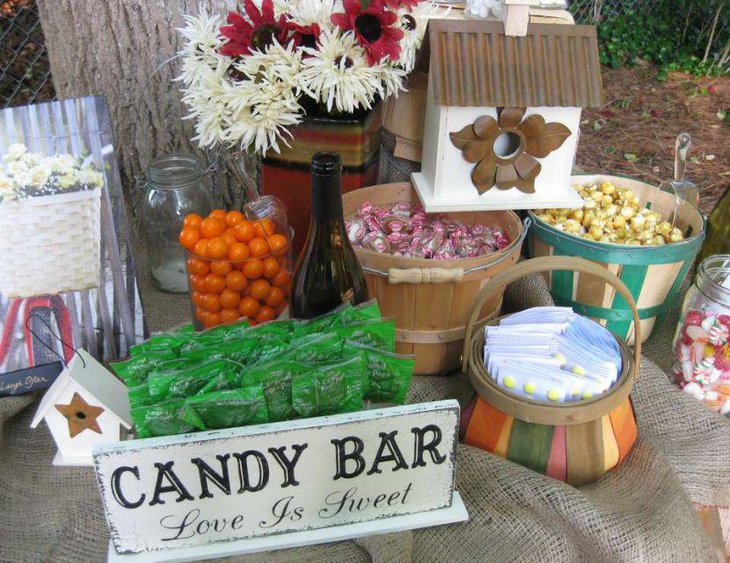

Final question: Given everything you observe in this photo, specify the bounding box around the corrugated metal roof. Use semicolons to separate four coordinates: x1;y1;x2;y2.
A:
427;20;604;108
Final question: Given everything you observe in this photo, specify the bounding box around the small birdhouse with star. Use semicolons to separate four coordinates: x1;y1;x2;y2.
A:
30;349;131;466
411;17;603;211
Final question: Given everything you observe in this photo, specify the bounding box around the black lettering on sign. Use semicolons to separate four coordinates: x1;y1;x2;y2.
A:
191;454;231;499
149;462;195;506
331;436;365;480
367;431;408;475
268;444;308;487
411;425;447;467
110;466;145;509
233;451;269;493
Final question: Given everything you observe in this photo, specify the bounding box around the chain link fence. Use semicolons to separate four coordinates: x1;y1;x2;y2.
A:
569;0;662;23
0;0;55;109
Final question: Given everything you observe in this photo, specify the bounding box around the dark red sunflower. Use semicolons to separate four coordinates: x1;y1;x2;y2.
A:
331;0;404;66
287;22;321;50
220;0;289;57
383;0;423;11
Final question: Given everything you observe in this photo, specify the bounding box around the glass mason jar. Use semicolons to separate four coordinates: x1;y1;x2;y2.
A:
141;154;214;293
671;255;730;416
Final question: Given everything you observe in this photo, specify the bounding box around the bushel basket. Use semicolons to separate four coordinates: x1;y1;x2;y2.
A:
0;189;101;298
461;257;641;486
342;182;524;375
529;174;705;343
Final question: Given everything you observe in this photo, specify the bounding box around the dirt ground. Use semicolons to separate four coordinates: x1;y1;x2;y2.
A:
577;66;730;215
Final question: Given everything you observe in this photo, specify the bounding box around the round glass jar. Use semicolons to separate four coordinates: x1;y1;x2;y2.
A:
141;154;213;293
671;255;730;416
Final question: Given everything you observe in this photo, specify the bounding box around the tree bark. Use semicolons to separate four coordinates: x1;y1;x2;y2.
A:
36;0;243;212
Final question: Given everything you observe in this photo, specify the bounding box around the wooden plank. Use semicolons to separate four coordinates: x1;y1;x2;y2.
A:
565;418;605;486
600;414;620;471
506;418;555;475
545;425;567;482
463;397;508;453
609;398;638;463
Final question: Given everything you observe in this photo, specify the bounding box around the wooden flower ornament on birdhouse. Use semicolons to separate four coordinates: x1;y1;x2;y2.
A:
412;19;603;212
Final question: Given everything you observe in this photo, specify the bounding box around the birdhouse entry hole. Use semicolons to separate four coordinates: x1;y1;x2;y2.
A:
493;131;522;160
76;411;86;420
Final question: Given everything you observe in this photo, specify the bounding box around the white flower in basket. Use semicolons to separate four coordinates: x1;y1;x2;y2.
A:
0;144;103;298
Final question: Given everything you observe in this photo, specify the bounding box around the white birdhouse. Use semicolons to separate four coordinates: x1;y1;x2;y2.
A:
411;17;604;212
31;349;131;466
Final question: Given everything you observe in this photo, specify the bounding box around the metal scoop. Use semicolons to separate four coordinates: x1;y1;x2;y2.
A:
660;132;699;230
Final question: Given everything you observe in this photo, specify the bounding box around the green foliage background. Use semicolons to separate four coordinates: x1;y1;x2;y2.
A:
571;0;729;77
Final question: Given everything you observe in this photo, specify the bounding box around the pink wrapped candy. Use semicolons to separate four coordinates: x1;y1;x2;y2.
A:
348;201;511;260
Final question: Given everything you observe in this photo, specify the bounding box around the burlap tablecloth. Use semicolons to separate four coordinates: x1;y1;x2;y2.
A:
1;272;729;562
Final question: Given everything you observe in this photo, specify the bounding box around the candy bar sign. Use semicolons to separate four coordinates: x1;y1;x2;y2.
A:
93;401;459;555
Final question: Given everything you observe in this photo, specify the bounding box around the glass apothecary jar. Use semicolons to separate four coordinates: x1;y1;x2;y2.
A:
671;255;730;416
141;154;214;293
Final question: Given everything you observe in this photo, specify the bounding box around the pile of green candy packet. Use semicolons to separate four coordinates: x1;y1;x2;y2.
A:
112;301;414;438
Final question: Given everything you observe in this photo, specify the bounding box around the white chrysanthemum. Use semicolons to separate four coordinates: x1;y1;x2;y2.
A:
396;1;442;71
223;43;303;153
181;58;233;149
177;11;230;88
77;167;104;188
286;0;337;29
299;30;386;114
3;143;27;162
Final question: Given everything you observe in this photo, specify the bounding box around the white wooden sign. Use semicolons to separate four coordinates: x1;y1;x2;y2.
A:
93;400;464;558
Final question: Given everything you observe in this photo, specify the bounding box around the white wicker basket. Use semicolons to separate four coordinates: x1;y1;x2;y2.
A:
0;188;101;298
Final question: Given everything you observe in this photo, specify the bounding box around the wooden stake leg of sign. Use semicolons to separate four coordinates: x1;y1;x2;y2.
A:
107;492;467;563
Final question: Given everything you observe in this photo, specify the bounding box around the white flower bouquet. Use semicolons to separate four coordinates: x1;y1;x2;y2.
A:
0;143;104;203
0;143;103;297
177;0;436;155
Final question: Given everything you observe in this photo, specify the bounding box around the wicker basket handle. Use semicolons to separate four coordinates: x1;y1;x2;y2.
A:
461;256;642;373
388;267;464;284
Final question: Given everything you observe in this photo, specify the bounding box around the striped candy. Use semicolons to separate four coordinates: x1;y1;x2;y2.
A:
461;394;638;486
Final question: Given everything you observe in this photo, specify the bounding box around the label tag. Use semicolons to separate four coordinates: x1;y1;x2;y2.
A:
0;361;63;396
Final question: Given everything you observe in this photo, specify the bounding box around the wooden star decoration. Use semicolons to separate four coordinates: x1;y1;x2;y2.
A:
55;392;104;438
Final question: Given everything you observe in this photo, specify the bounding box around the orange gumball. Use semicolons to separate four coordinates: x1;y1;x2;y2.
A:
239;296;260;318
267;233;288;255
184;213;203;230
249;279;271;301
187;257;210;276
178;227;200;250
225;210;245;227
225;270;248;292
219;308;241;324
265;286;285;308
204;273;226;294
248;237;270;258
261;256;280;279
192;291;205;307
220;288;241;309
242;258;264;280
206;237;229;260
202;311;221;329
271;269;291;287
228;242;250;261
195;307;207;322
193;239;209;258
189;274;207;293
201;293;222;313
200;217;225;238
254;217;276;238
233;221;256;243
209;209;227;221
221;229;238;246
210;260;232;277
255;305;276;324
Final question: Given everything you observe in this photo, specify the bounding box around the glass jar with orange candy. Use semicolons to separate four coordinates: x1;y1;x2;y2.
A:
179;201;293;330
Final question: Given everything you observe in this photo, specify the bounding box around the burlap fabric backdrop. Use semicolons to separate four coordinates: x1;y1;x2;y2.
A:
1;273;729;562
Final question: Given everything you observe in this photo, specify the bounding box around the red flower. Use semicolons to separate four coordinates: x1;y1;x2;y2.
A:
383;0;423;11
220;0;289;57
331;0;404;65
287;22;321;50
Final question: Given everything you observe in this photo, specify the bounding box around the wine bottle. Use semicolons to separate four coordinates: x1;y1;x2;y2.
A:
291;152;367;319
698;186;730;262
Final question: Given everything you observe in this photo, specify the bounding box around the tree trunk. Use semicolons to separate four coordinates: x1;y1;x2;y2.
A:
36;0;244;213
